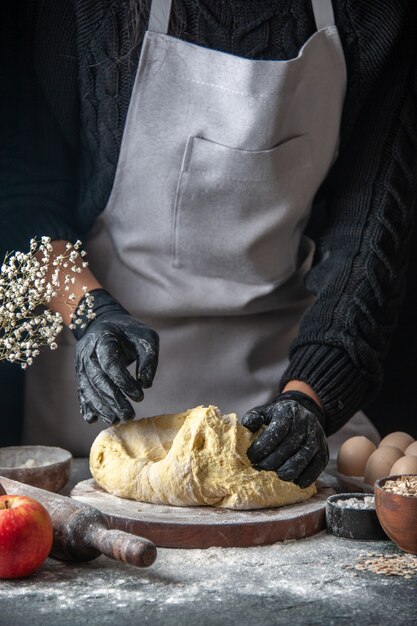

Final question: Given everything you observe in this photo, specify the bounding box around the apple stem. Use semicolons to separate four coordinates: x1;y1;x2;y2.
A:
0;500;9;510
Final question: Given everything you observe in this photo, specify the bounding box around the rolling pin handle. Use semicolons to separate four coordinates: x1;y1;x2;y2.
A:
88;527;157;568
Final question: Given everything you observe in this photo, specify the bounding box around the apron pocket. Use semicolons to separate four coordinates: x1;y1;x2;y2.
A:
172;134;313;285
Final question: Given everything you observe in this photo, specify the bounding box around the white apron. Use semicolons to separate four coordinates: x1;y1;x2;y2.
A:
24;0;378;456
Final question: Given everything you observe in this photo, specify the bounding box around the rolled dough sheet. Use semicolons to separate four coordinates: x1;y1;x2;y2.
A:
89;405;316;510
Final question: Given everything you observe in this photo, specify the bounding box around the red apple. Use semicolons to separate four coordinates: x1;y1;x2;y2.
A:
0;495;53;579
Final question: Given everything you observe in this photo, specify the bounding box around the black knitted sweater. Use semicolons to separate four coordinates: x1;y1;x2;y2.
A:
1;0;417;434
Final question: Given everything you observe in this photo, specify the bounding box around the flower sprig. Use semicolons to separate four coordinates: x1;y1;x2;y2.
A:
0;237;95;369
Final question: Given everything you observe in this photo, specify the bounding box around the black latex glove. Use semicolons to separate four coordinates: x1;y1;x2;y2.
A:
72;289;159;425
241;391;328;488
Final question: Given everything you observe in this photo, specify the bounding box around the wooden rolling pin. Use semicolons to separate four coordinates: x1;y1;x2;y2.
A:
0;476;157;568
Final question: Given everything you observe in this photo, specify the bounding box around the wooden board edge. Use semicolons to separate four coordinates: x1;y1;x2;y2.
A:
102;507;327;548
71;479;334;548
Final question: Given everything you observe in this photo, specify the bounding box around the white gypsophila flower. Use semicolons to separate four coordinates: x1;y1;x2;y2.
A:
0;238;94;368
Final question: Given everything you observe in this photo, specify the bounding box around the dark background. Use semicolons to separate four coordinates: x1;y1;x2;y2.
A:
365;218;417;438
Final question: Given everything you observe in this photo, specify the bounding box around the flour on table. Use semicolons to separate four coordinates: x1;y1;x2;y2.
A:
89;405;316;510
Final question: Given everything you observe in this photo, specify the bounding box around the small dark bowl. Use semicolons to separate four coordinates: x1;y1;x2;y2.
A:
0;445;72;492
375;474;417;554
326;492;387;540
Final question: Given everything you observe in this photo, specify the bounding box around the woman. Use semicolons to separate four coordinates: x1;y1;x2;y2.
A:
1;1;416;486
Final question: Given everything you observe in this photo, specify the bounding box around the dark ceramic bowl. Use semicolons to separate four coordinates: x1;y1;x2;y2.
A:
326;492;387;540
0;445;72;492
375;474;417;554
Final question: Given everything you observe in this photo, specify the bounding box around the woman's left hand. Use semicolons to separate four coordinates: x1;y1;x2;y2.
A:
73;289;159;425
241;391;328;488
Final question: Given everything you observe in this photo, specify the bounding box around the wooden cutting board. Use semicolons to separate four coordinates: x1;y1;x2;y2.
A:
71;479;334;548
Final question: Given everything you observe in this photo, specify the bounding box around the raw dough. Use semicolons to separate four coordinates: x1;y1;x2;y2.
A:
89;405;316;510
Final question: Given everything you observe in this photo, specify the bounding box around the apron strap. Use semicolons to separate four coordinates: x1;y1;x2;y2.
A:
311;0;335;30
148;0;173;34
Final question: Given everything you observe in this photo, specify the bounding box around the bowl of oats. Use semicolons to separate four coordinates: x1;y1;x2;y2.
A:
0;445;72;493
375;474;417;554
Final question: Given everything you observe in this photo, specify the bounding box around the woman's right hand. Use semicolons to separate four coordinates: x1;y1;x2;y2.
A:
73;289;159;425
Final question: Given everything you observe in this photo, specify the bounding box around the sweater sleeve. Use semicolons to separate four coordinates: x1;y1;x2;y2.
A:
0;1;80;259
280;4;417;435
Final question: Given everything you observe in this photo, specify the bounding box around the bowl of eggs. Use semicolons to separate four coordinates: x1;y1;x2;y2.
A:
336;431;417;491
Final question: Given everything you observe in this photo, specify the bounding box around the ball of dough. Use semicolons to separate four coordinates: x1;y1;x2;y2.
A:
89;405;317;510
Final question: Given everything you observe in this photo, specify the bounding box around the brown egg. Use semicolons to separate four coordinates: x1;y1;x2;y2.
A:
337;436;377;476
405;441;417;457
364;446;403;485
378;431;415;453
389;456;417;476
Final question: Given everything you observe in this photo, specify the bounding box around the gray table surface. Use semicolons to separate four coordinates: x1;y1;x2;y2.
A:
1;460;416;626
